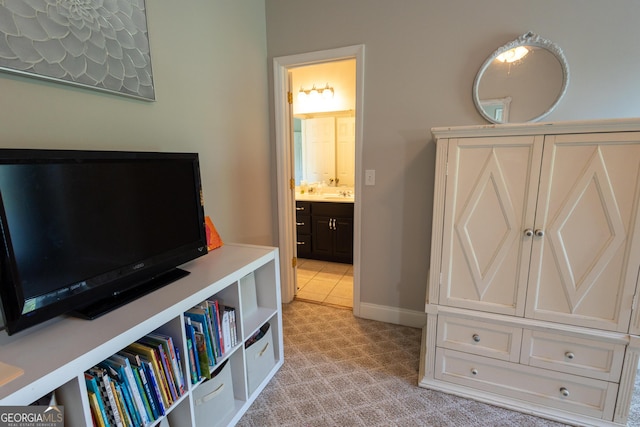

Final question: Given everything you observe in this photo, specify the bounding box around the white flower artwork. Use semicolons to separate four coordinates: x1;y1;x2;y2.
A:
0;0;155;100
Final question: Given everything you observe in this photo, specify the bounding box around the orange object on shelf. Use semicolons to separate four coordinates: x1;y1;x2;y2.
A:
205;216;223;251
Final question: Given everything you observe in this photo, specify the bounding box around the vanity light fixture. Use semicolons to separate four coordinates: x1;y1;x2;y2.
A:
297;83;334;101
496;46;529;63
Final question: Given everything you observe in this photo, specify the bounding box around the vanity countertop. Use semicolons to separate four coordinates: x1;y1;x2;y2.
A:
295;192;354;203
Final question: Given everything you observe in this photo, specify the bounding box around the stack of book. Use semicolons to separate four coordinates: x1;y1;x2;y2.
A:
184;299;238;383
84;332;186;427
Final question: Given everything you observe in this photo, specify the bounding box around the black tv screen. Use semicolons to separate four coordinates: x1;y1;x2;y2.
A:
0;149;208;335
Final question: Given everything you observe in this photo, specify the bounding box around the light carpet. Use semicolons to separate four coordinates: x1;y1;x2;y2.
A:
238;300;639;426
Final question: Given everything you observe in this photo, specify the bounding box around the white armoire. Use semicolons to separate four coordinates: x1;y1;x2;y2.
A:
420;118;640;426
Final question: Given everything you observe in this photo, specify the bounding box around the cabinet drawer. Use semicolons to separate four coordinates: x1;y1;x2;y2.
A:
437;314;522;362
296;215;311;234
246;323;276;395
193;359;235;427
295;201;311;214
435;348;618;420
296;234;311;256
520;330;625;382
312;201;353;217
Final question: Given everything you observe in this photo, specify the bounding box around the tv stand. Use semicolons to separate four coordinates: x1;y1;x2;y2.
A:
0;244;283;427
72;267;190;319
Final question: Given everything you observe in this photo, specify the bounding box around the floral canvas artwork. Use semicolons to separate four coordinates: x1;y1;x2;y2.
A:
0;0;155;100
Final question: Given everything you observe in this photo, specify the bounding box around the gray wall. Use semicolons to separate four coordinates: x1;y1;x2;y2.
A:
3;0;639;317
265;0;640;313
0;1;274;246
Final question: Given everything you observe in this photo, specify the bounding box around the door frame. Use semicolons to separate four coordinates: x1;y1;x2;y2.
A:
273;45;365;315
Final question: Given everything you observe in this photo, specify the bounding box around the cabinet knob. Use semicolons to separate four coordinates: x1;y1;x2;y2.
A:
471;368;478;376
524;228;533;237
472;334;481;343
535;229;545;237
560;387;570;397
564;351;575;360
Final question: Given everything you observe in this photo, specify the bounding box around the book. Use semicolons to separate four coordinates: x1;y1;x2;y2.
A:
206;300;223;358
145;332;186;396
98;361;136;427
131;365;155;422
138;336;179;402
224;305;238;348
193;331;211;380
184;317;201;381
111;381;131;427
139;357;166;417
88;391;106;427
117;350;158;422
104;354;150;426
174;345;184;391
85;373;111;427
125;342;173;409
89;366;124;427
185;337;198;384
185;308;216;366
221;309;232;354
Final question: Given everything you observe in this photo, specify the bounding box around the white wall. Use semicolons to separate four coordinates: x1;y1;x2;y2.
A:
265;0;640;313
0;1;274;246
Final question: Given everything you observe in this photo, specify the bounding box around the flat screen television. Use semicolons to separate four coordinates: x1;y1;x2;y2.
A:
0;149;208;335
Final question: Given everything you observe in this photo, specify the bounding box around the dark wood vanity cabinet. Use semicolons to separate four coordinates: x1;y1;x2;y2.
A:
295;201;311;257
295;201;353;264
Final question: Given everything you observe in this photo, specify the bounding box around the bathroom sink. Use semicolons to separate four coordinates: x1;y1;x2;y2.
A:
323;195;354;201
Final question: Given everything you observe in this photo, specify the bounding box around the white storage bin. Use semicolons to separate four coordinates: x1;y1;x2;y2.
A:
246;323;275;394
193;359;234;426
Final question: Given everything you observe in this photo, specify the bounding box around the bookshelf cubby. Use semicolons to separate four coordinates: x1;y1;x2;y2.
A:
0;243;283;427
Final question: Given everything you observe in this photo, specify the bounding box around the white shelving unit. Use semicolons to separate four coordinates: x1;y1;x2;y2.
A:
0;243;283;427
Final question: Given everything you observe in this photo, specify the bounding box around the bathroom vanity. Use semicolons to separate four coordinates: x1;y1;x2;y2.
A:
295;194;353;264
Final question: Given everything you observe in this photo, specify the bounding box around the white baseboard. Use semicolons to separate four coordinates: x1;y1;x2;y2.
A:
357;302;427;328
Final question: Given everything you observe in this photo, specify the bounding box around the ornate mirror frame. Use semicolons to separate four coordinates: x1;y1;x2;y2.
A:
473;32;570;124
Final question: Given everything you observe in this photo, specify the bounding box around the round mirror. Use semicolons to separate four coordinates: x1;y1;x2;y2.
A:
473;32;569;124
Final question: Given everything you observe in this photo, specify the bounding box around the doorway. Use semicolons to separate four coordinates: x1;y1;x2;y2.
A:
273;45;364;316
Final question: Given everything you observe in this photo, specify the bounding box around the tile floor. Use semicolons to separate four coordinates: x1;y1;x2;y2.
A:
295;258;353;308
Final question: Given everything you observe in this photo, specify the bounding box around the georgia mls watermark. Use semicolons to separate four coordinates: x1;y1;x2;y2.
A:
0;406;63;427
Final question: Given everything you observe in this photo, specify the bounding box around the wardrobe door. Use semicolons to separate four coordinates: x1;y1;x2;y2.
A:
526;132;640;332
439;135;543;316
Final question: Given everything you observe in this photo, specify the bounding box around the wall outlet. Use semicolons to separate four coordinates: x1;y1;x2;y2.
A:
365;169;375;186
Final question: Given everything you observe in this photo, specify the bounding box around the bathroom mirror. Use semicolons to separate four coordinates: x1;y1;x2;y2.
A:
473;32;569;124
293;114;355;188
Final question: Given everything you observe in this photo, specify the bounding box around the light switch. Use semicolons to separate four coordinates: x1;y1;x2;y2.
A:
365;169;375;186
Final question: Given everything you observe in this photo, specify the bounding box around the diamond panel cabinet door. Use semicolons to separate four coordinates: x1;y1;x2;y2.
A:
526;132;640;332
439;135;543;317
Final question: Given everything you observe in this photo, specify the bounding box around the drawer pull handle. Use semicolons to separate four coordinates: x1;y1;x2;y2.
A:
472;334;480;343
297;241;306;245
564;351;575;360
296;207;305;211
296;222;305;226
258;341;270;357
560;387;570;397
471;368;478;376
195;383;225;405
